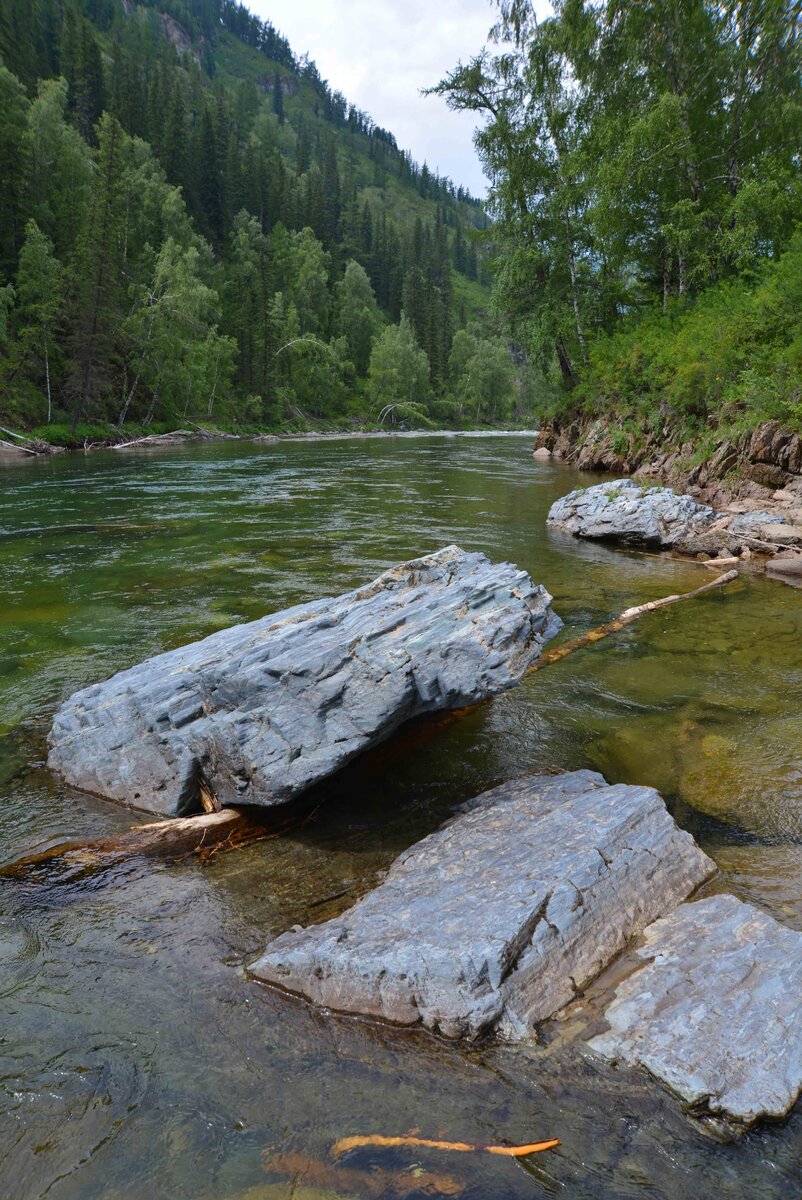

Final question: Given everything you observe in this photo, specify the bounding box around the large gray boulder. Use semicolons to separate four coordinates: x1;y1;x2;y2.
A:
547;479;717;548
250;771;715;1040
589;894;802;1125
47;546;560;816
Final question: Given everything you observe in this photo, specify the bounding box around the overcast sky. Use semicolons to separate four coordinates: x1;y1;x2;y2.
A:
248;0;503;196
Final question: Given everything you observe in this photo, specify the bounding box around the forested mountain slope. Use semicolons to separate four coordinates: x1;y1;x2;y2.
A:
438;0;802;476
0;0;521;441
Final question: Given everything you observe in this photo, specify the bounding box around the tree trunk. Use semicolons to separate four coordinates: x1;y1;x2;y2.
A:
555;335;577;387
118;373;139;428
0;807;293;883
44;340;52;423
144;389;159;426
563;211;588;366
662;247;672;311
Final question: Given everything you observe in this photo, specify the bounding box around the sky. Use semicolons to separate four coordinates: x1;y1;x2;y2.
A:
248;0;501;197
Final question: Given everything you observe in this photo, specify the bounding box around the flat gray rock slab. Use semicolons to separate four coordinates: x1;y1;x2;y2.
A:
589;894;802;1124
547;479;717;548
48;546;560;816
250;771;714;1040
727;510;788;537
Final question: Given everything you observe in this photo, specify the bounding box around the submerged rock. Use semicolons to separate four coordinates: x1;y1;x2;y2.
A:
47;546;560;816
547;479;717;548
766;554;802;586
250;771;714;1040
589;894;802;1125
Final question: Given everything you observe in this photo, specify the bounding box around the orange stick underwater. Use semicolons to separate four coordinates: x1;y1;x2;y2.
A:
332;1134;561;1158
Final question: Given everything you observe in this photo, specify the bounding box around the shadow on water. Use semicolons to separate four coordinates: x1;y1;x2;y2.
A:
2;436;801;1198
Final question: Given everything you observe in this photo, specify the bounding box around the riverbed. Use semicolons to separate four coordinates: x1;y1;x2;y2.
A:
2;435;801;1198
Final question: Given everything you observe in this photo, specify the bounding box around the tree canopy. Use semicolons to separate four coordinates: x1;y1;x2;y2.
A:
435;0;802;438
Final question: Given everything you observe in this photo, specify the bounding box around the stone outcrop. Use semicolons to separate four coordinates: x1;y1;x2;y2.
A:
47;547;560;816
160;14;201;63
547;479;802;562
745;421;802;487
535;418;802;509
590;894;802;1125
250;771;714;1040
547;479;718;548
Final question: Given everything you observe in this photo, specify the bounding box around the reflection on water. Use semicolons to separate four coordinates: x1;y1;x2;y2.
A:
1;436;801;1198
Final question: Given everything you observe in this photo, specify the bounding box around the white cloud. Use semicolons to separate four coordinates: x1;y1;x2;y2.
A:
248;0;498;196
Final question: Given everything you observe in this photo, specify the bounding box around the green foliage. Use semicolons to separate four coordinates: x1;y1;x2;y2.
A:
11;219;64;420
448;329;518;422
0;280;14;348
437;0;802;435
336;260;381;375
575;234;802;438
0;65;30;275
369;316;432;419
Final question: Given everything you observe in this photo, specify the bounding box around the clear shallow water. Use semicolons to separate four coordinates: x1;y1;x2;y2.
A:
1;436;801;1199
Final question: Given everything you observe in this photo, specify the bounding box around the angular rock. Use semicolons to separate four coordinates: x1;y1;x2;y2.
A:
547;479;717;548
727;510;788;538
760;523;802;544
250;771;715;1040
766;555;802;587
748;421;802;478
589;895;802;1125
47;547;560;816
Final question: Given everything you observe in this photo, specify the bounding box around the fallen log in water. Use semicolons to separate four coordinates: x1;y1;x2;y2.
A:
0;806;288;882
47;546;560;817
262;1149;466;1198
527;569;738;673
11;565;735;878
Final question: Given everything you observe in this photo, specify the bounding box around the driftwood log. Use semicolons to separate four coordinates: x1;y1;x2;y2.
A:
528;569;738;673
0;806;290;882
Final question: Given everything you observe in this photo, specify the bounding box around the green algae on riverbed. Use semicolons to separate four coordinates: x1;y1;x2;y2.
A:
1;435;802;1199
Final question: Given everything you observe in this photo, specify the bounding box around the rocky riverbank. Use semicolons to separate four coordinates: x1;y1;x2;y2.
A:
538;420;802;580
0;425;538;457
547;478;802;582
535;417;802;509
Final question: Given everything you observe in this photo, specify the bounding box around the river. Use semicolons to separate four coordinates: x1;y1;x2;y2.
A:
2;434;801;1199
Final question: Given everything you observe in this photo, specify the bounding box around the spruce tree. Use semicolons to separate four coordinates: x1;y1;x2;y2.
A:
0;66;30;275
66;112;127;428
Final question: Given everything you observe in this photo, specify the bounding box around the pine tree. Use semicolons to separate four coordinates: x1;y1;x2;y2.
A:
163;80;188;193
322;134;341;242
196;105;223;241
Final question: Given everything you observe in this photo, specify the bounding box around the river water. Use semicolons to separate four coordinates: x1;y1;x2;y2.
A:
1;435;801;1199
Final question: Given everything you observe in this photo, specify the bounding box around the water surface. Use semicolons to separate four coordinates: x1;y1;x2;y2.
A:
2;436;801;1198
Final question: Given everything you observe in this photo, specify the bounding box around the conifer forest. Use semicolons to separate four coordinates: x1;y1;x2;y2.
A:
0;0;519;442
